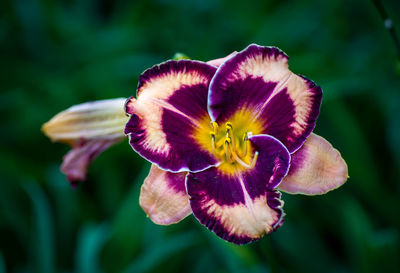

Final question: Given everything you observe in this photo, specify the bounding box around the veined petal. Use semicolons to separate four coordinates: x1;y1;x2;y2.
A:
140;165;191;225
208;44;322;153
279;133;348;195
125;60;218;172
42;98;128;184
186;135;289;244
42;98;128;145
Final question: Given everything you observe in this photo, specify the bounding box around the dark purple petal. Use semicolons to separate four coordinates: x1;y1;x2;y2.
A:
208;44;322;152
246;134;291;190
257;76;322;153
186;134;289;244
124;60;218;172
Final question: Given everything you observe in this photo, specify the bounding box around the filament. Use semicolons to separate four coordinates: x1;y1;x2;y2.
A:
232;150;259;169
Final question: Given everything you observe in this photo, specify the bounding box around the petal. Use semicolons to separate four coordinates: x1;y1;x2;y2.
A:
42;98;128;145
61;137;122;185
208;44;322;153
206;52;238;67
140;165;191;225
186;134;289;244
125;60;218;172
279;133;348;195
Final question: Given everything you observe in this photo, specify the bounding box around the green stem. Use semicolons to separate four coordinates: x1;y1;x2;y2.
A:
371;0;400;60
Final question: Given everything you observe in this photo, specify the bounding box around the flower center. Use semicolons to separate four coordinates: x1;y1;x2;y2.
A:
210;121;258;169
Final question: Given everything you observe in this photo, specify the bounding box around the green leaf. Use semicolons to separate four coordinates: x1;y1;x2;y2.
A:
23;182;55;273
122;231;198;273
75;223;110;273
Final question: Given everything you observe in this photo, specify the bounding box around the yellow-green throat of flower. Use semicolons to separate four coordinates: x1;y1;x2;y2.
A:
195;110;264;175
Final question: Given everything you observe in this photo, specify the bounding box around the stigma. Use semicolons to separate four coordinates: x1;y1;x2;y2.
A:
210;122;258;170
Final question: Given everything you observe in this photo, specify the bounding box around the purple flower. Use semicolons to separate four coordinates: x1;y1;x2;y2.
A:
125;44;348;244
42;44;348;244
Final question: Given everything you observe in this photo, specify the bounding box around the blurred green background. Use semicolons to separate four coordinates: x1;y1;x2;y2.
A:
1;0;400;272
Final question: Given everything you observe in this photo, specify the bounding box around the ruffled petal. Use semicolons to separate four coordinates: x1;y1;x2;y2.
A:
208;44;322;153
279;133;348;195
125;60;218;172
140;165;191;225
186;134;289;244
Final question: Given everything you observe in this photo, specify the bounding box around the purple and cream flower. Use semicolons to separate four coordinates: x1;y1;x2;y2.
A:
42;44;348;244
124;44;348;244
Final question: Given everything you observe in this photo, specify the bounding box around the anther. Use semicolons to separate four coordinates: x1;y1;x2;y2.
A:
241;132;250;157
210;132;216;154
226;122;235;147
212;122;219;134
224;137;233;162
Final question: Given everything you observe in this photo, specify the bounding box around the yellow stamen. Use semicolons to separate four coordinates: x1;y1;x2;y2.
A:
224;137;234;162
226;122;236;148
216;136;225;147
210;132;216;154
204;118;260;173
212;122;219;134
231;150;259;169
240;132;249;157
194;110;265;174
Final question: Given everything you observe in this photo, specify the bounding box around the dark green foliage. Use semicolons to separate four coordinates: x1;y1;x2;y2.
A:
1;0;399;272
